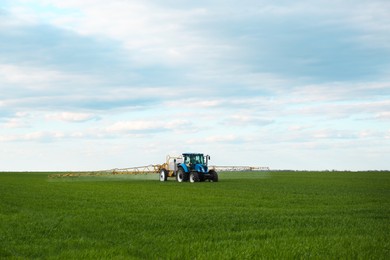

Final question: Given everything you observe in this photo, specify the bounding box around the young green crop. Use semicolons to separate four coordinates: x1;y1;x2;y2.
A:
0;171;389;259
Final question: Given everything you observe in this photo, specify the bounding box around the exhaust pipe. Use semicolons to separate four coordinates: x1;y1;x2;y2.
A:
174;158;177;176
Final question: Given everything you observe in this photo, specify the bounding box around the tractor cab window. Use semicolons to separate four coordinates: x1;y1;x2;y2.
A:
184;155;191;165
193;154;204;165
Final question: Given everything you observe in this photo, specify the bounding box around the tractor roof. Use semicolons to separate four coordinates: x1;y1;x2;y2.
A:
182;153;204;156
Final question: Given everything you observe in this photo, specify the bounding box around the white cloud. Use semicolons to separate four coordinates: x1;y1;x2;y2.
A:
311;129;356;139
291;82;390;102
45;112;99;122
33;0;215;67
165;98;223;109
343;1;390;49
1;112;31;128
288;99;390;120
0;63;99;91
107;120;163;133
186;134;245;145
223;114;274;127
205;134;241;144
386;130;390;140
1;5;40;27
106;119;194;134
0;131;64;142
374;111;390;120
2;118;30;128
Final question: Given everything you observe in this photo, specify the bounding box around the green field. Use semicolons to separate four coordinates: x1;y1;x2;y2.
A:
0;171;389;259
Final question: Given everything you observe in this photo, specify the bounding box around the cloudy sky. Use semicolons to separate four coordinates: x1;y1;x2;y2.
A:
1;0;389;171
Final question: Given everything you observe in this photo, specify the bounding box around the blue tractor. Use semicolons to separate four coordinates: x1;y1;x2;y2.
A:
159;153;218;182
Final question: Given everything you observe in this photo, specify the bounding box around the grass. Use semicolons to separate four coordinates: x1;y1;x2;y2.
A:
0;171;389;259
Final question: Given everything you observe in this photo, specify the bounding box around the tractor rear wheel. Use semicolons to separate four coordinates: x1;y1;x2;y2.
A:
176;167;185;182
209;170;219;182
159;169;167;182
189;171;200;183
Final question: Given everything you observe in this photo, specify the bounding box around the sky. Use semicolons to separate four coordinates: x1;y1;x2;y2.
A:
1;0;389;171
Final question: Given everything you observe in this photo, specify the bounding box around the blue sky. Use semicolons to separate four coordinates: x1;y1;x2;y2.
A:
1;0;389;171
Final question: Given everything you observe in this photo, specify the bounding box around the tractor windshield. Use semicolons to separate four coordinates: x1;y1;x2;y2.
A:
184;154;204;165
193;154;204;165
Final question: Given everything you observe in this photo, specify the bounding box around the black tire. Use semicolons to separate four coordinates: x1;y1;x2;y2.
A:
209;170;218;182
159;169;167;182
176;167;185;183
184;172;190;182
189;171;200;183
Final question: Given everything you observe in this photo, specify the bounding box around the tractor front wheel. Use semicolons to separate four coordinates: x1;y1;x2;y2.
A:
189;171;200;183
159;169;167;182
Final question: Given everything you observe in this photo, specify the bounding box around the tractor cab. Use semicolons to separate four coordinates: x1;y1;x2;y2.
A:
183;153;206;171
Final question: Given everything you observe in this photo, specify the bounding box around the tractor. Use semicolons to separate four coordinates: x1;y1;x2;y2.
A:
159;153;218;183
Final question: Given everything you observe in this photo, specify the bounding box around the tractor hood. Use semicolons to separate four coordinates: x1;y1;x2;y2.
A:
195;164;208;173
